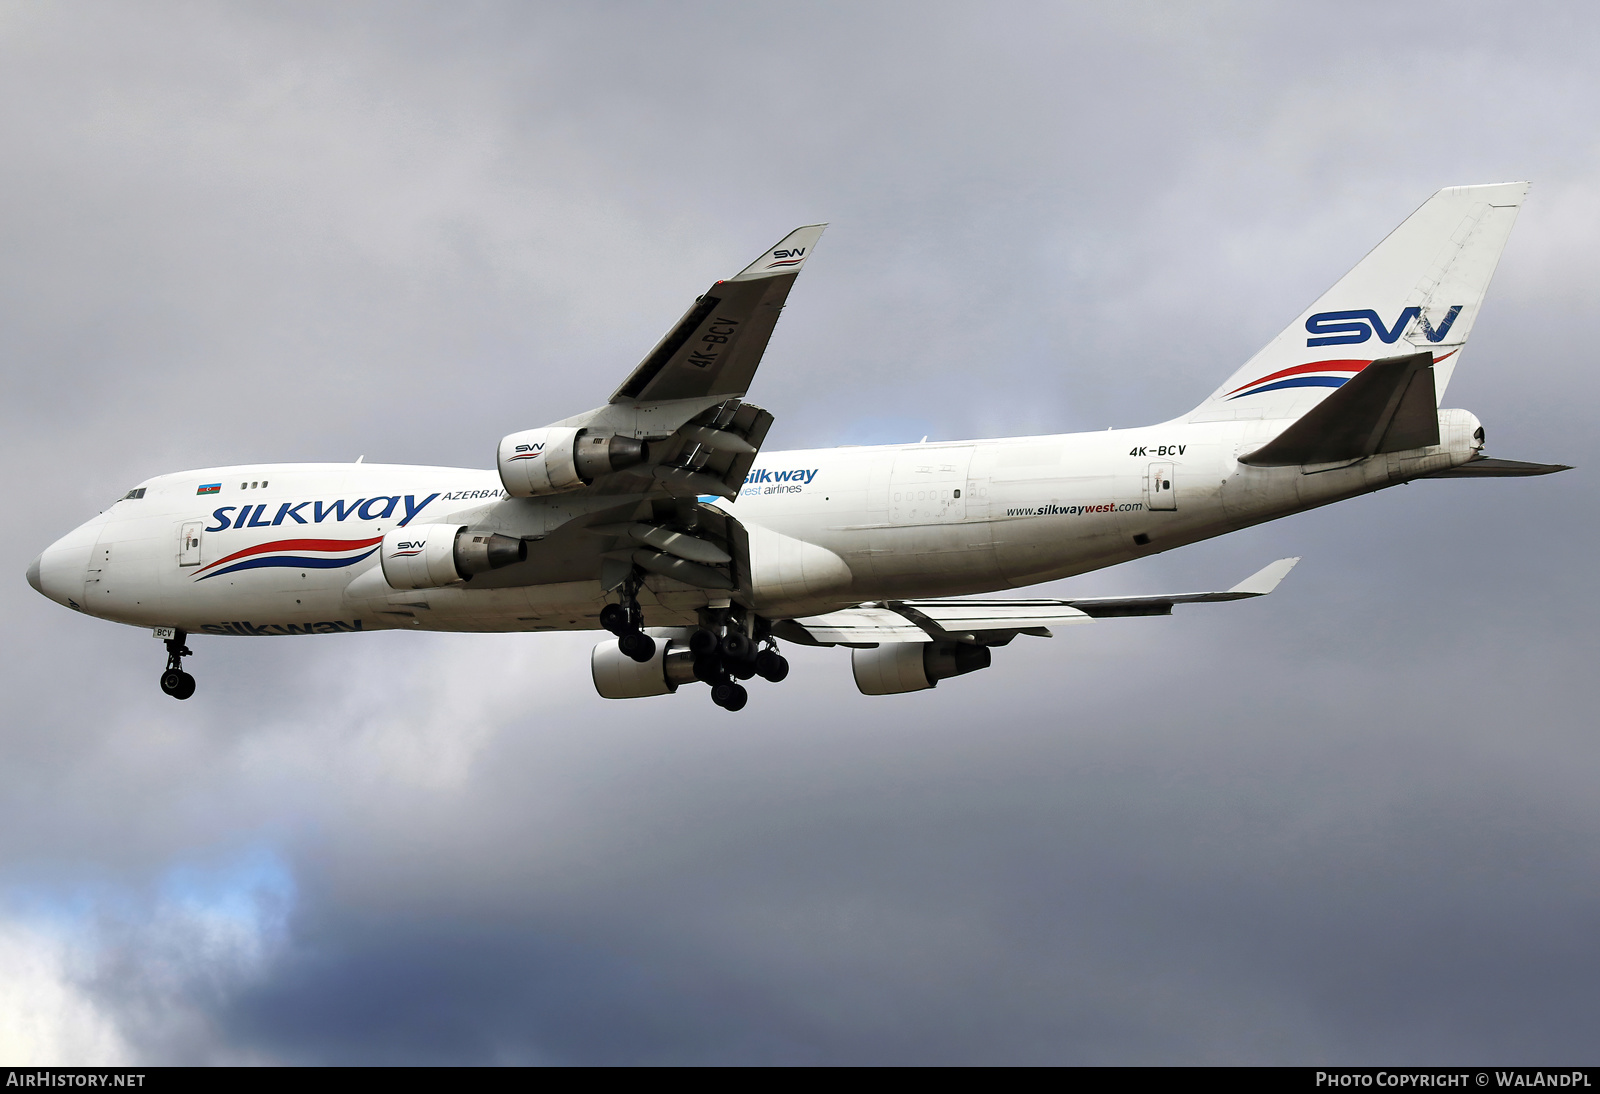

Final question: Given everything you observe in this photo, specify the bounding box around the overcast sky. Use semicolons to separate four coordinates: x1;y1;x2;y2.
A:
3;0;1598;1065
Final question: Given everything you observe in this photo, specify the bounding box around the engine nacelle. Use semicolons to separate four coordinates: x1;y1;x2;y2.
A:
591;632;698;699
852;641;992;695
498;427;650;497
379;524;526;590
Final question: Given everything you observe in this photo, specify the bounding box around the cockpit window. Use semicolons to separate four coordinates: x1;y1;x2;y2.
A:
122;487;146;500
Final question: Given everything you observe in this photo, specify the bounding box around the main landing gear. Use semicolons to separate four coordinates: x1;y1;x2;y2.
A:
601;573;657;664
158;629;196;700
602;574;790;713
689;613;789;713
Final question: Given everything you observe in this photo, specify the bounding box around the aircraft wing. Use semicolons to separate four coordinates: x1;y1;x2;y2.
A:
466;227;833;598
612;224;828;404
538;225;827;505
780;558;1299;644
1056;556;1300;617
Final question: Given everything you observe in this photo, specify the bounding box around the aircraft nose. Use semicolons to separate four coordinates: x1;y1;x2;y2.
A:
30;526;98;611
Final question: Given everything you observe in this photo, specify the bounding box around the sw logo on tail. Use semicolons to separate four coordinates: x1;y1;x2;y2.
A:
1306;306;1463;347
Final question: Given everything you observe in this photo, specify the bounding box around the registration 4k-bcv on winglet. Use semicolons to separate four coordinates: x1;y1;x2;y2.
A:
27;185;1569;711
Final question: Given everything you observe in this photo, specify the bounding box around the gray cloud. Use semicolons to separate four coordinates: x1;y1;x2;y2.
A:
2;0;1597;1064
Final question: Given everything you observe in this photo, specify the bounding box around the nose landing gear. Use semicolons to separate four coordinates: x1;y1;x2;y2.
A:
158;630;196;700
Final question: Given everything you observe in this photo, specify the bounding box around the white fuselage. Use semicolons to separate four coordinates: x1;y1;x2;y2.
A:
30;409;1483;639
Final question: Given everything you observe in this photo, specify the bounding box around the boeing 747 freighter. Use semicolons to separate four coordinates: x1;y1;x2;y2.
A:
28;183;1567;710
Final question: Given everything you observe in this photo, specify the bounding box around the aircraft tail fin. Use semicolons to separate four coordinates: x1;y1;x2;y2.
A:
1188;183;1528;424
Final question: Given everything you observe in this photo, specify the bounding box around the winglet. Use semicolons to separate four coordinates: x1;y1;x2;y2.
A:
731;224;828;281
1227;557;1300;597
608;223;830;405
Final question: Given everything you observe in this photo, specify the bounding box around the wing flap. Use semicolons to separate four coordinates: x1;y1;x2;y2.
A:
786;601;1088;646
646;399;775;498
788;607;931;645
893;599;1092;632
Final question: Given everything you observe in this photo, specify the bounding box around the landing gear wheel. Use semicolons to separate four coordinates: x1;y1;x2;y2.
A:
599;603;630;636
688;627;719;656
720;631;752;660
158;630;196;700
726;655;757;681
159;668;196;699
755;650;789;682
692;654;722;684
618;631;657;663
711;681;748;711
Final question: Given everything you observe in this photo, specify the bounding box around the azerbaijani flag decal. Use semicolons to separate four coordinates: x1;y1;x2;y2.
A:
197;483;221;495
193;536;384;581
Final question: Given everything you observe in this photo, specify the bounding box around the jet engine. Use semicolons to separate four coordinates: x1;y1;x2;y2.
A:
497;427;650;496
851;641;992;695
379;524;527;590
592;632;699;699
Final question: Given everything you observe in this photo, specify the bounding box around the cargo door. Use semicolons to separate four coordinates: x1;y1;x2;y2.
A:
890;447;973;525
1145;461;1176;511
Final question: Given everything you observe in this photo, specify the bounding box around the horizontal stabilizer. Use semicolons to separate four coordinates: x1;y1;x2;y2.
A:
1240;352;1439;466
1422;457;1572;478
